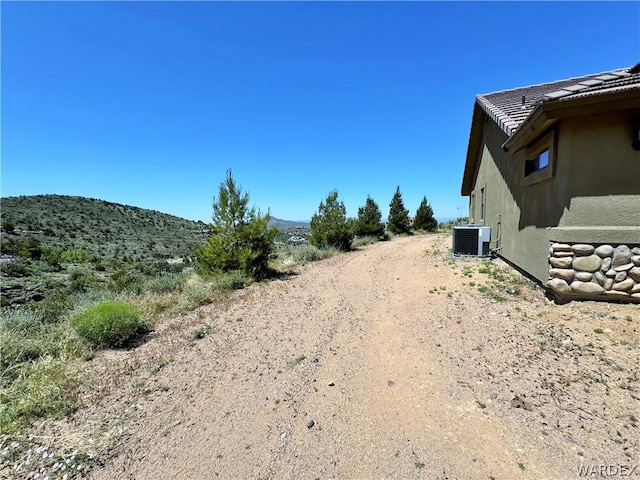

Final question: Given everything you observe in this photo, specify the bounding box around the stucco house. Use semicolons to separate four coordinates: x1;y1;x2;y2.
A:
461;63;640;302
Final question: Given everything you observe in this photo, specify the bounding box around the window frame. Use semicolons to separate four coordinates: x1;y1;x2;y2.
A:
523;130;556;187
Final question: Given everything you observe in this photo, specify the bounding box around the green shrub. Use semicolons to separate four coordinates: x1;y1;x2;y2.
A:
194;170;277;280
310;190;353;251
69;268;102;293
108;267;144;294
355;196;385;238
413;196;437;232
387;186;411;234
70;301;148;348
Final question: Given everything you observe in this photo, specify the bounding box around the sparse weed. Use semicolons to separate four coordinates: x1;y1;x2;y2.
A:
151;358;172;375
352;236;378;247
191;324;213;340
287;354;306;368
0;358;81;433
292;244;335;264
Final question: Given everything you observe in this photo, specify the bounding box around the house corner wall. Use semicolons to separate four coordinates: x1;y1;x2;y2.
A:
468;121;551;283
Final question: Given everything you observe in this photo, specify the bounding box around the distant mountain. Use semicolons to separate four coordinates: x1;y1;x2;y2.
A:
268;217;310;229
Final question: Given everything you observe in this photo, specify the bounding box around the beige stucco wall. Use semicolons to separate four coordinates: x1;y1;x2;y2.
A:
468;109;640;284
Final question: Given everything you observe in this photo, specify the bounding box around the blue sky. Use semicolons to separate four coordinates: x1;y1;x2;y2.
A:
2;2;639;222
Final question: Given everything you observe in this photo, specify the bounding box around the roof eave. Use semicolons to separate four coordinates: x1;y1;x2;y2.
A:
461;102;486;196
503;88;640;153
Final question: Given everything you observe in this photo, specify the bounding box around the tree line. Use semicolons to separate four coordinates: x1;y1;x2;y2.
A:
195;170;438;281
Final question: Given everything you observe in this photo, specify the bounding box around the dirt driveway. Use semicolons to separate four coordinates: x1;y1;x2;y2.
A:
57;235;640;479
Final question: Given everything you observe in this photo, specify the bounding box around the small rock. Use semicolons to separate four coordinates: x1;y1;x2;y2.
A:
614;262;634;272
594;271;606;286
571;244;594;256
601;257;612;272
328;383;335;387
564;435;578;445
550;257;573;269
506;288;516;294
632;255;640;266
549;268;574;282
632;247;640;255
614;271;628;282
605;290;629;297
629;267;640;282
570;281;604;294
613;278;634;292
574;272;593;282
604;278;614;291
572;255;602;272
612;245;632;268
510;397;532;411
595;244;614;258
489;393;498;400
548;278;571;294
307;420;315;429
551;243;572;251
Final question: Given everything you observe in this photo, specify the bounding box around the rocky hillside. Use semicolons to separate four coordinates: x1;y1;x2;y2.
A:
1;195;210;263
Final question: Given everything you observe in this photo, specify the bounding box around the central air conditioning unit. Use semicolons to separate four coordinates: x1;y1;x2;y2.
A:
452;225;491;256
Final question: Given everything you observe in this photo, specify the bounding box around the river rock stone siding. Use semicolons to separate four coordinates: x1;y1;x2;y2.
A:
548;243;640;301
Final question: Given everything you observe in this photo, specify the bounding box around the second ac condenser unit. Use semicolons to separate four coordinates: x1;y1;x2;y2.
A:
452;225;491;256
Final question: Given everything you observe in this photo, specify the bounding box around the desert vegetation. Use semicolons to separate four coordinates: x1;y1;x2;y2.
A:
0;185;335;440
1;180;451;476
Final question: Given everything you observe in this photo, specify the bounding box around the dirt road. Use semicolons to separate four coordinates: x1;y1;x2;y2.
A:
88;234;638;480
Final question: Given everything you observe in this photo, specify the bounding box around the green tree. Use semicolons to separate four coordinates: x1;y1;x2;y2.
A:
1;236;42;260
310;190;353;251
387;186;411;234
355;195;384;238
194;170;277;280
413;196;438;232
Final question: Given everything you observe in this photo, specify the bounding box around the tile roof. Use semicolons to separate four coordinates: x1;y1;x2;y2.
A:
461;63;640;196
476;66;639;137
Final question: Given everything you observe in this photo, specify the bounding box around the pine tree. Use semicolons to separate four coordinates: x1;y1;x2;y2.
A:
194;170;277;280
413;196;438;232
355;195;384;238
310;190;353;251
387;186;410;234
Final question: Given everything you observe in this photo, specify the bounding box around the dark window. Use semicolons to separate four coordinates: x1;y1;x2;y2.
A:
480;187;486;220
525;149;549;176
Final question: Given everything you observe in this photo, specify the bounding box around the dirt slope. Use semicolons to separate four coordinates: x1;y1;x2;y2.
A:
14;234;638;480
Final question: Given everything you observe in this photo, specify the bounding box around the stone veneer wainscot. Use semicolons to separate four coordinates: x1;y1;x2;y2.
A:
548;243;640;302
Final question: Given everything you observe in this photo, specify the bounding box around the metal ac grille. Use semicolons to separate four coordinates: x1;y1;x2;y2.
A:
453;228;479;255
